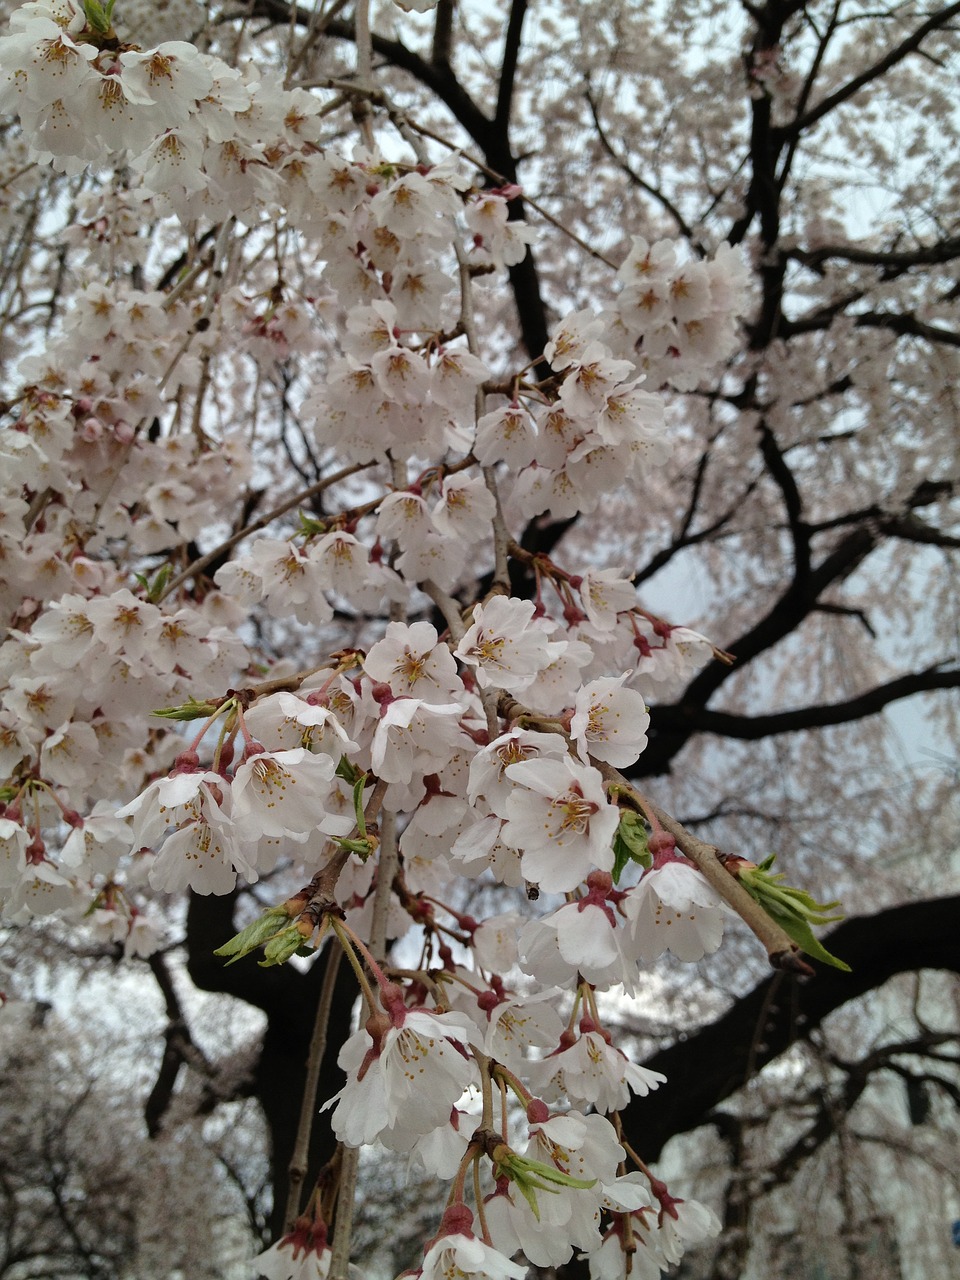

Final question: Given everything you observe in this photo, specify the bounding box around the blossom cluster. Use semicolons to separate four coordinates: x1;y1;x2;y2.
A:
0;0;756;1274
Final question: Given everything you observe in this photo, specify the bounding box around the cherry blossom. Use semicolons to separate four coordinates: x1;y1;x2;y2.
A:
623;858;725;963
455;596;562;692
325;996;478;1147
503;755;620;893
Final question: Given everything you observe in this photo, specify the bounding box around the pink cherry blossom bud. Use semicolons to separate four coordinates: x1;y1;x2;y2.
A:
526;1098;549;1124
586;869;614;894
438;1204;474;1237
113;420;135;443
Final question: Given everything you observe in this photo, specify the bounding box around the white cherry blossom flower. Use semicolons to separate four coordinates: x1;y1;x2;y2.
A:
325;1002;478;1146
655;1195;722;1265
370;698;465;785
467;729;568;817
4;858;77;919
558;342;634;418
503;755;619;893
474;402;537;469
622;860;724;962
85;588;161;663
119;768;254;896
455;596;560;692
0;820;29;889
570;674;650;768
431;474;497;543
519;896;637;992
430;346;489;414
364;620;462;702
532;1024;666;1112
577;568;637;632
420;1230;527;1280
39;719;99;788
479;988;565;1072
118;42;214;126
231;747;336;842
545;309;608;371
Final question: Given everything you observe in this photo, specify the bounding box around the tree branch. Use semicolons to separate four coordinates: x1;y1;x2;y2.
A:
623;895;960;1161
681;665;960;740
780;3;960;137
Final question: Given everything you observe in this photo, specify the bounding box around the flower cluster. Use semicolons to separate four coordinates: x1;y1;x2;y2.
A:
0;0;766;1273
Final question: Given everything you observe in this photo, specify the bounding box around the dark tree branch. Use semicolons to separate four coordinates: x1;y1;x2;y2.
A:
584;84;697;245
760;1030;960;1188
779;3;960;137
431;0;454;69
495;0;527;135
637;478;956;775
786;234;960;276
682;665;960;740
633;456;758;589
782;307;960;347
775;0;842;194
622;895;960;1162
812;601;876;638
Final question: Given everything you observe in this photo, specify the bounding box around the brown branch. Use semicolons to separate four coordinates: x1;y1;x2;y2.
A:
621;895;960;1161
683;665;960;740
781;3;960;137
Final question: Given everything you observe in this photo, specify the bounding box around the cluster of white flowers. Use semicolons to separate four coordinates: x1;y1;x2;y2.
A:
0;1;754;1273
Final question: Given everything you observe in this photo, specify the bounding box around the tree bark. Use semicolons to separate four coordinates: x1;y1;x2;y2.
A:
621;894;960;1161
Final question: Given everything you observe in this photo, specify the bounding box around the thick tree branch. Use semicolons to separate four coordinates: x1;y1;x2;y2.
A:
678;665;960;740
622;895;960;1161
786;234;960;276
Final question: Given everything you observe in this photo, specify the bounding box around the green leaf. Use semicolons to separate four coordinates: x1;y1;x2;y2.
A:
764;904;852;972
737;855;851;971
144;564;173;602
82;0;113;33
336;756;365;785
490;1142;597;1222
612;810;651;883
214;907;292;965
152;696;221;721
297;510;328;537
261;925;313;967
352;773;368;837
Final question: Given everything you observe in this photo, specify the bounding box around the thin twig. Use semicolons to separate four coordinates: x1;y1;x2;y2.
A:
283;944;344;1232
158;460;370;600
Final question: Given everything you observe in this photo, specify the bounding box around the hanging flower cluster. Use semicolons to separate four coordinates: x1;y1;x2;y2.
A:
0;1;847;1276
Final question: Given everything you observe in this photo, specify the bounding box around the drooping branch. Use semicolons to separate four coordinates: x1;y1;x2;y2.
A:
636;477;957;775
750;1029;960;1190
